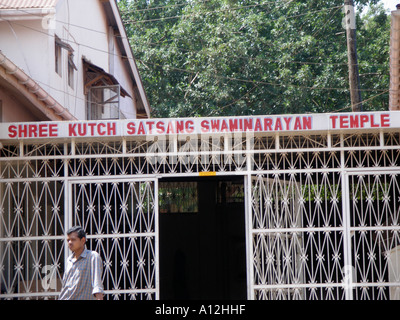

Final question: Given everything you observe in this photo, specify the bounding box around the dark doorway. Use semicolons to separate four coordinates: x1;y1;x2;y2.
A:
159;176;247;300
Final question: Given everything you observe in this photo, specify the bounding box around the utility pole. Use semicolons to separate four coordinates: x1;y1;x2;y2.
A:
344;0;363;112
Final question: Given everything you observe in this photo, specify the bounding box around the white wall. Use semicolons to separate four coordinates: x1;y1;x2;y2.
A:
111;37;137;119
0;19;52;90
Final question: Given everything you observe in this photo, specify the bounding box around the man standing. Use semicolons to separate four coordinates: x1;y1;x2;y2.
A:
59;226;104;300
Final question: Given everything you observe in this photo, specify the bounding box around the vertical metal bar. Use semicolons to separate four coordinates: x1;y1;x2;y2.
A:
65;139;73;268
71;139;75;156
245;174;255;300
63;143;70;281
19;141;24;157
327;132;332;149
341;151;353;300
122;137;127;154
154;178;160;300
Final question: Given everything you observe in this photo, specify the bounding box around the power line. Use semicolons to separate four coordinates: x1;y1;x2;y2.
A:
0;6;388;92
123;2;345;25
126;2;388;97
0;15;354;92
0;17;126;60
125;3;367;72
0;1;342;49
127;3;385;69
134;38;387;68
119;0;212;13
0;0;301;61
330;89;389;113
0;1;389;111
136;58;387;92
3;2;386;68
122;0;294;24
0;0;207;39
0;1;131;41
9;16;382;99
203;84;260;117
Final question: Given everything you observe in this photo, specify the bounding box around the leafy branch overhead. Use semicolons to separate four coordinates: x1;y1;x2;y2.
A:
119;0;390;118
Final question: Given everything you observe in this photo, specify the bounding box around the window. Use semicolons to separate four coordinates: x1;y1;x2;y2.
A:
87;85;120;120
55;36;76;85
55;37;62;76
83;59;130;120
67;53;76;89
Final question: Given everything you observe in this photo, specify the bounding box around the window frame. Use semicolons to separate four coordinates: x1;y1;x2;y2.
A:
54;37;62;76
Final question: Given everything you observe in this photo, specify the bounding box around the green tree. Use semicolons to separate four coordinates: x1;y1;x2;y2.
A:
119;0;389;118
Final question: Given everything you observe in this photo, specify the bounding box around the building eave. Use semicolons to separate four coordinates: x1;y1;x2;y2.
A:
0;0;59;21
0;8;55;21
0;0;59;10
101;0;151;118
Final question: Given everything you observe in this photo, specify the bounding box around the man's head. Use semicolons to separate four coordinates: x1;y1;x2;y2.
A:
66;226;86;253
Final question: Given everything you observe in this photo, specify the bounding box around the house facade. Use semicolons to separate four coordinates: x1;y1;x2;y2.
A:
0;0;150;122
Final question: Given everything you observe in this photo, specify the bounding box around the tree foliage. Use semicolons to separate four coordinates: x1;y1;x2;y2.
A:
119;0;390;118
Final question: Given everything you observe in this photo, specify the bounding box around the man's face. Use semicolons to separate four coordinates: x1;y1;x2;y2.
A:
66;232;85;253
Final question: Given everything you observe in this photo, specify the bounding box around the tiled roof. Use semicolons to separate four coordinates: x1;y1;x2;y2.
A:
0;0;58;9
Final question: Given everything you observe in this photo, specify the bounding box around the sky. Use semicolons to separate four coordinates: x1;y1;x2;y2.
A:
381;0;399;11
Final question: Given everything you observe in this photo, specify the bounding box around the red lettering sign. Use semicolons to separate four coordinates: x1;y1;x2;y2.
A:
8;123;59;138
330;114;390;129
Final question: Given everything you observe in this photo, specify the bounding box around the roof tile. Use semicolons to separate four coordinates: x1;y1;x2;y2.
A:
0;0;58;9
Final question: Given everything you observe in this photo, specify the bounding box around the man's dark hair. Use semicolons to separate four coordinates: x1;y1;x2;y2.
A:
67;226;86;240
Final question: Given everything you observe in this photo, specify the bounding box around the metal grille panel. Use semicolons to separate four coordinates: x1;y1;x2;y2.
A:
349;172;400;300
0;180;65;299
71;179;158;300
248;173;346;300
1;131;400;300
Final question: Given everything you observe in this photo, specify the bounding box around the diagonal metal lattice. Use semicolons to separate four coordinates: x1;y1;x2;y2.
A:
248;173;346;300
71;179;158;300
1;132;400;300
349;172;400;300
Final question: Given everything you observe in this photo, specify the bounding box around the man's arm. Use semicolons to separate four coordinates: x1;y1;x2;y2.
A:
94;292;104;300
91;252;105;300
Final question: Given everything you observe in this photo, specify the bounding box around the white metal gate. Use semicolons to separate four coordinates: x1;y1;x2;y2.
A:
1;113;400;300
69;178;159;300
247;172;346;299
247;170;400;300
0;178;66;299
0;172;158;299
346;171;400;299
